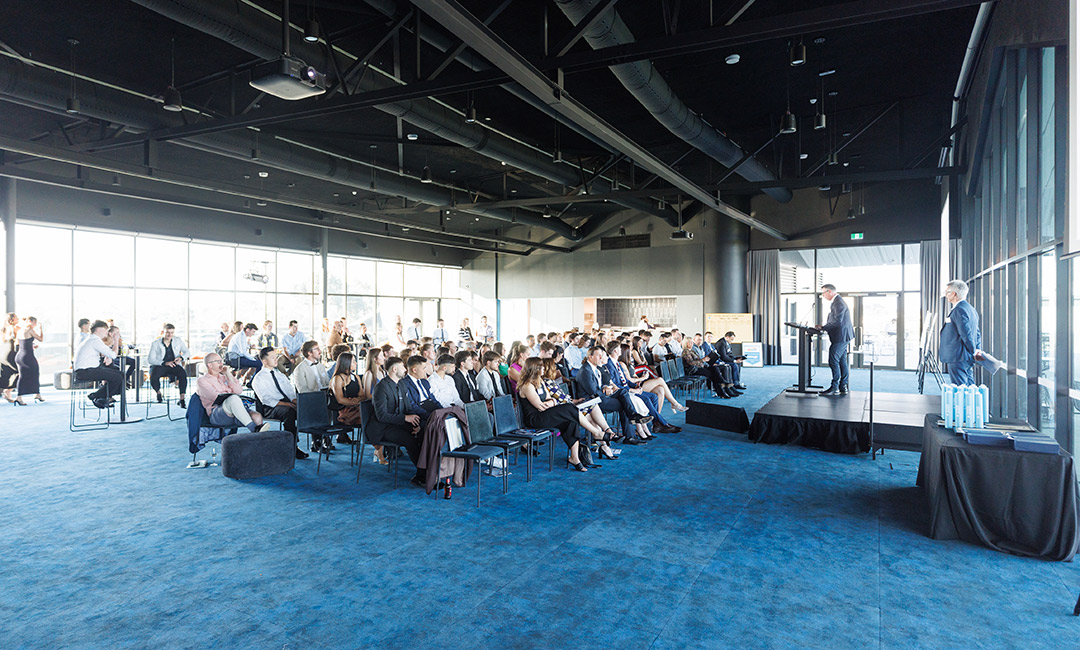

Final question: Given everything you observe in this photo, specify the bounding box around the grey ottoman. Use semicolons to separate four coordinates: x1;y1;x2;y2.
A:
221;429;295;479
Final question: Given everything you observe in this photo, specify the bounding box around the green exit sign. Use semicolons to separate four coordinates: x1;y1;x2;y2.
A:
850;232;864;240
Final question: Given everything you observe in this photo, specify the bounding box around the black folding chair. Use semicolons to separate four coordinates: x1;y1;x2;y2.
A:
297;391;350;474
437;415;506;507
492;395;555;481
464;399;525;483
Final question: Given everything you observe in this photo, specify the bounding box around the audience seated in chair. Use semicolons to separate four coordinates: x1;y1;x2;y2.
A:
606;341;680;434
194;352;280;439
575;345;652;444
148;323;189;409
251;347;311;454
369;356;426;487
73;319;123;409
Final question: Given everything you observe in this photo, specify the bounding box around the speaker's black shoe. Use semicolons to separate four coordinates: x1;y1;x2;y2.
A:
735;383;747;390
838;386;849;395
819;388;841;396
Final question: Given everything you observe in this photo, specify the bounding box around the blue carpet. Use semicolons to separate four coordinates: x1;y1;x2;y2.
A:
1;366;1077;649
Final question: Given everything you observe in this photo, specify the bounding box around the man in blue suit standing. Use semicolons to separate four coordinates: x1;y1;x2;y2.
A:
819;284;855;396
939;279;982;385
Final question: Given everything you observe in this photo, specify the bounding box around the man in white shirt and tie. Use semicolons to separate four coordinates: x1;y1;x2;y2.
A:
475;351;507;401
406;318;423;342
73;319;122;409
431;319;451;346
251;347;307;448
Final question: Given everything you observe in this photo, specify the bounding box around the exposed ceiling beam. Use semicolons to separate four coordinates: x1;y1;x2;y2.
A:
436;165;965;209
551;0;621;57
803;101;898;177
76;69;506;154
0;165;528;256
410;0;787;240
0;134;569;254
427;0;514;80
542;0;987;73
715;166;965;192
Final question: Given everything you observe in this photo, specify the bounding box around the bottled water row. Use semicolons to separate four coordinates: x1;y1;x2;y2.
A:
942;383;990;430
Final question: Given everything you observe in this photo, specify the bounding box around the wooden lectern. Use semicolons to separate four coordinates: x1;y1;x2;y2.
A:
785;322;823;395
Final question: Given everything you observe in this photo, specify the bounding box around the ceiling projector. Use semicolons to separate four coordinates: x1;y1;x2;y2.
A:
669;229;694;240
249;57;326;100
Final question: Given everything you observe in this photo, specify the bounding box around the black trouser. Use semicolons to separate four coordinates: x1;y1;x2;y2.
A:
150;365;187;394
260;403;298;441
691;365;728;392
377;425;425;479
75;366;124;401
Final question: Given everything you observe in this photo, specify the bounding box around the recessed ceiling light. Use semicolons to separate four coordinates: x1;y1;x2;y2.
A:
256;201;267;206
243;174;251;179
842;132;852;137
474;217;480;222
510;189;517;193
814;37;826;45
332;192;339;197
799;153;809;160
809;98;818;105
500;161;507;166
819;184;831;191
406;133;418;141
484;116;492;121
843;162;850;167
818;68;836;77
258;171;269;178
725;54;740;65
828;90;839;97
351;190;357;195
287;182;295;187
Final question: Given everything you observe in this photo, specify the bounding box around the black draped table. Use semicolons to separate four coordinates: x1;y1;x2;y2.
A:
916;413;1080;561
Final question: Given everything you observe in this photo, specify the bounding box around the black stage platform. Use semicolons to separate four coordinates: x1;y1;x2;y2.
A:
748;391;940;455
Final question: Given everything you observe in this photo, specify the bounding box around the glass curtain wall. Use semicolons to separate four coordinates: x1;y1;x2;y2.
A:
11;223;462;380
779;244;921;370
962;46;1075;450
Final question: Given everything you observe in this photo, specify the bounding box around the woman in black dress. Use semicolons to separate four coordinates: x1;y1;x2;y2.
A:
15;316;43;404
517;357;590;472
1;312;19;403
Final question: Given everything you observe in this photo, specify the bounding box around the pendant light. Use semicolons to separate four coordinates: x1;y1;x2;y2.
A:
789;38;806;66
779;80;797;134
66;39;80;114
162;37;183;112
814;77;826;130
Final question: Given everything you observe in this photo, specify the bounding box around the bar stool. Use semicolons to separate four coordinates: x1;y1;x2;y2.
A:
144;370;185;422
69;378;111;432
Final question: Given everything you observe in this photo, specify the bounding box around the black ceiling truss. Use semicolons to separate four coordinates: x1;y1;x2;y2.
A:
426;0;514;80
802;101;898;178
410;0;788;240
75;69;506;154
541;0;987;74
550;0;621;57
0;135;571;255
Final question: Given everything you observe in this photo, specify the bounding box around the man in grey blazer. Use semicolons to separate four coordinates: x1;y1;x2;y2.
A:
818;284;855;396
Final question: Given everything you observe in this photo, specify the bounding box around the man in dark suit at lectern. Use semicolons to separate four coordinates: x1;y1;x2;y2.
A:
818;284;854;396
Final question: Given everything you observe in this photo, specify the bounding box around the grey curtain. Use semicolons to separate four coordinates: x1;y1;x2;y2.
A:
919;239;963;355
748;249;781;365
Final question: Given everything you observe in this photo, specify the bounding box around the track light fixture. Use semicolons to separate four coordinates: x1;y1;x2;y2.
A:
789;39;806;66
420;165;432;183
66;39;80;114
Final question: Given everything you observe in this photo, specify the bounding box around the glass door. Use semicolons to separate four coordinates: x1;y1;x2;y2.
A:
851;293;900;368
